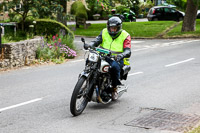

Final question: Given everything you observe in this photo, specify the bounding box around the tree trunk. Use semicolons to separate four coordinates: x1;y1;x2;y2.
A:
22;19;25;31
181;0;199;32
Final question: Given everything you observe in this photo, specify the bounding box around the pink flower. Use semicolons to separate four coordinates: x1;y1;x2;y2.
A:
101;3;104;9
52;36;56;40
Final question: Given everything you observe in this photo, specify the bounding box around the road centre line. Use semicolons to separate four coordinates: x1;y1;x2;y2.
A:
165;58;195;67
128;72;144;76
0;97;43;112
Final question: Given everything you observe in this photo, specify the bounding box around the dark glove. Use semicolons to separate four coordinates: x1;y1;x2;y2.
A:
116;54;124;62
84;43;89;50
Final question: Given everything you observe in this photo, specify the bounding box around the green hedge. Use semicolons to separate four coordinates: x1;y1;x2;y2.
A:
71;1;88;19
35;19;74;39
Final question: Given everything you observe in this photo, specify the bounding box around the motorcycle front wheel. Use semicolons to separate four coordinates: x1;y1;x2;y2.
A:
70;76;89;116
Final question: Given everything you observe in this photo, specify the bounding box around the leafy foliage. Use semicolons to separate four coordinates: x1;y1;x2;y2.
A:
35;19;74;39
71;1;88;19
139;0;154;17
116;5;130;14
86;0;141;19
36;34;76;64
86;0;110;20
2;30;34;43
124;0;140;16
3;0;33;31
3;0;67;31
166;0;187;11
33;0;65;19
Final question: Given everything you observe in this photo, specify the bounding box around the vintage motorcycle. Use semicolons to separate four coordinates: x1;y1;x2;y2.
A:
70;38;131;116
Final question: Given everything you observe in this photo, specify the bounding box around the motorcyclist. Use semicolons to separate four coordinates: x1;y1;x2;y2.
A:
84;16;131;100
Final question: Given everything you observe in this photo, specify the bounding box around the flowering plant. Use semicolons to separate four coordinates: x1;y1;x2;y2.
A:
36;34;76;63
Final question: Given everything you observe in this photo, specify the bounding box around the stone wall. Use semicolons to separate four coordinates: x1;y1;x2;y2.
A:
0;37;44;70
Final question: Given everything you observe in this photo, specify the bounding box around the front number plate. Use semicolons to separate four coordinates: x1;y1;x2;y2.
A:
88;53;98;62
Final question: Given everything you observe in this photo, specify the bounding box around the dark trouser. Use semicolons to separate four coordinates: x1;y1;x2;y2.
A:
106;58;124;88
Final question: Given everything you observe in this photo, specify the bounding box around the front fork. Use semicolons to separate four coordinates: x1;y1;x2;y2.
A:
78;66;98;102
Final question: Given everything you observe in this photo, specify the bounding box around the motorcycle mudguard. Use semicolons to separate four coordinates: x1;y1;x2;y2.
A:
79;71;89;79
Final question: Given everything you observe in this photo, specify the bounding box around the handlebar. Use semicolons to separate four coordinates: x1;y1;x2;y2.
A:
81;37;118;62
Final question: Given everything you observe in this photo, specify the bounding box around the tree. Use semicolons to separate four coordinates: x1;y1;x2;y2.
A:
33;0;65;19
86;0;111;20
3;0;65;31
4;0;33;31
166;0;187;11
167;0;199;32
182;0;199;32
86;0;141;18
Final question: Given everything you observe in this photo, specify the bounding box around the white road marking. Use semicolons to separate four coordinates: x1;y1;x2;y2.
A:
165;58;195;67
132;47;150;52
71;59;84;63
0;98;43;112
128;72;144;76
131;41;144;44
132;40;200;52
162;40;200;47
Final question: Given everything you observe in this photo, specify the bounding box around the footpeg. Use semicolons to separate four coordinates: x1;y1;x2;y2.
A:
117;85;128;98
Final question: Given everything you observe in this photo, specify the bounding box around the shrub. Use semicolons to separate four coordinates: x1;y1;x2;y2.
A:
35;19;74;39
101;10;109;20
71;1;88;19
3;30;33;43
8;13;22;22
36;34;76;64
116;5;130;14
139;0;154;16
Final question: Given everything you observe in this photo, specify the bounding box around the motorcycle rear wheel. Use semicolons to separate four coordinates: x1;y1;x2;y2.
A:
70;76;89;116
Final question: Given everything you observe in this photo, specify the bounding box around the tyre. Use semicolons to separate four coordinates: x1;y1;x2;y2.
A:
178;17;183;21
131;18;136;22
70;76;89;116
152;18;158;21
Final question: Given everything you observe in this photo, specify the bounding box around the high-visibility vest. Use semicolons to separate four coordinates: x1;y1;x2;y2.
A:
100;28;130;65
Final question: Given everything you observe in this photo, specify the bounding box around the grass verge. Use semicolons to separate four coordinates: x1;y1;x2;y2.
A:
73;20;200;38
188;126;200;133
73;21;176;38
165;19;200;38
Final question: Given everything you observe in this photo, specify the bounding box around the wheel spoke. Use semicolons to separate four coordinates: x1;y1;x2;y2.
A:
70;76;89;116
75;80;87;111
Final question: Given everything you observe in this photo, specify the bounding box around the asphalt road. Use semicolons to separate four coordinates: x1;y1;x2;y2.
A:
0;38;200;133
